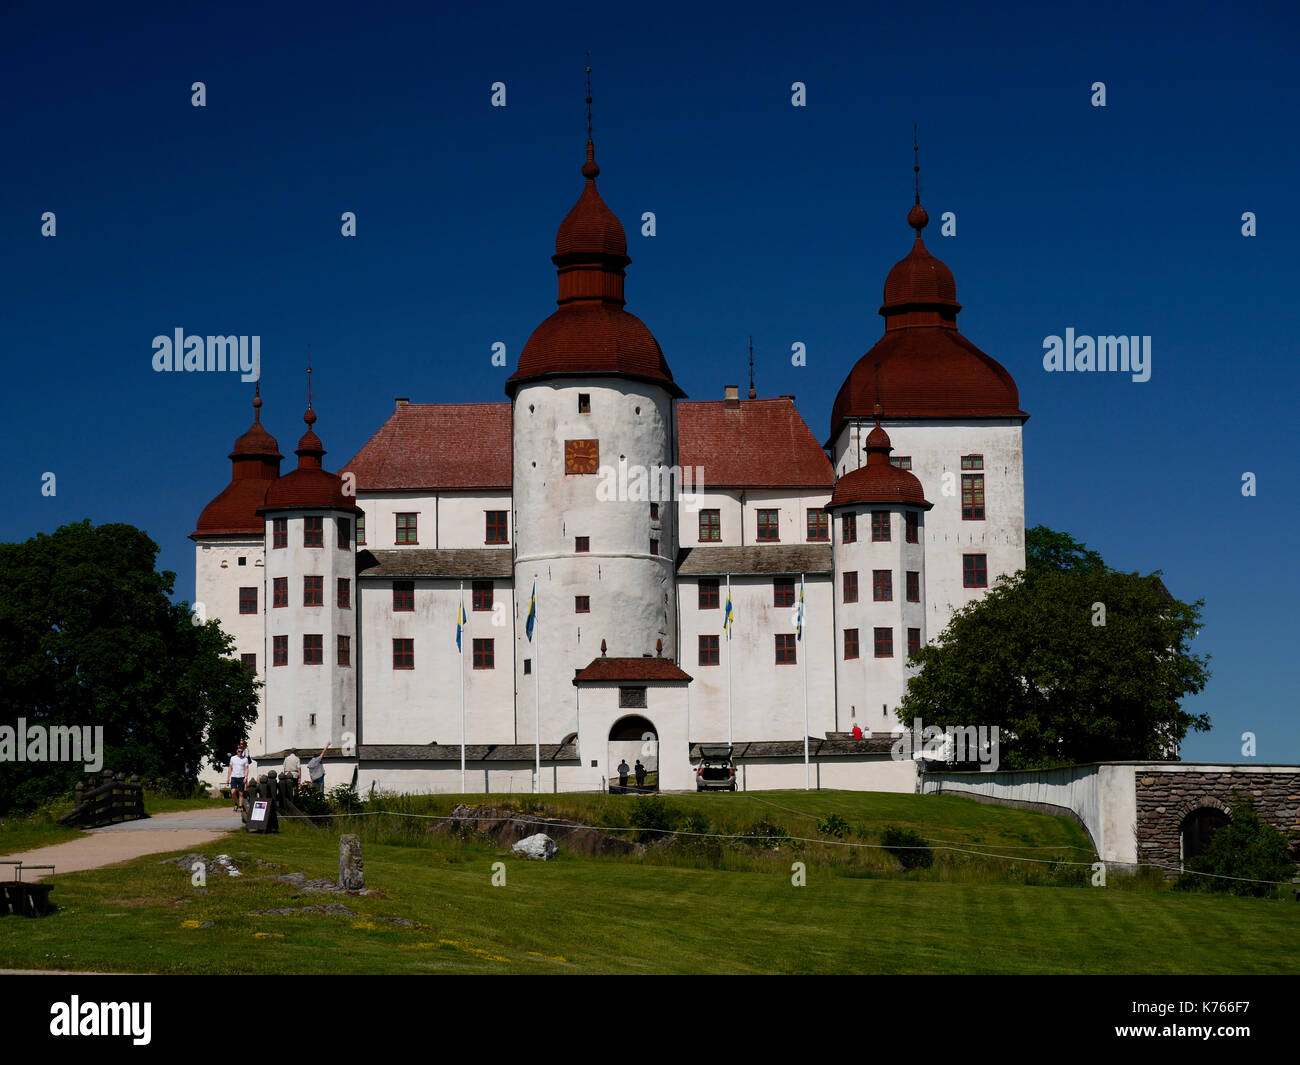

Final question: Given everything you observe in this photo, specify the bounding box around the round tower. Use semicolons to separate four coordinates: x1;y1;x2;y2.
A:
825;409;931;734
259;402;363;758
506;137;684;745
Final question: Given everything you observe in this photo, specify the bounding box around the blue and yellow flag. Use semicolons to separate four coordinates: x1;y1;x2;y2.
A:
526;579;536;642
456;599;467;652
796;578;805;641
724;586;734;640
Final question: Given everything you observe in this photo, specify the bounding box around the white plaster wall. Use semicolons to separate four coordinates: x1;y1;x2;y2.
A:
354;491;513;550
575;684;694;792
356;762;601;796
679;489;833;547
736;757;917;793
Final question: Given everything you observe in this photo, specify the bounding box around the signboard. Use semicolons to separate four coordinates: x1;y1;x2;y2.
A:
251;801;268;823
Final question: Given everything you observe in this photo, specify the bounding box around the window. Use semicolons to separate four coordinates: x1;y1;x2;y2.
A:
905;510;920;543
356;513;366;545
699;635;720;666
303;634;323;665
337;578;351;609
619;686;647;708
775;633;797;664
699;509;721;542
890;456;912;469
774;578;795;607
272;518;287;549
273;635;288;666
393;580;414;611
393;638;414;669
698;579;720;609
873;570;892;602
873;628;893;658
523;659;531;675
844;629;859;660
273;577;288;608
650;502;659;520
578;393;591;414
650;538;659;556
906;571;920;602
304;516;323;547
575;595;590;613
757;509;780;542
237;556;246;566
241;653;257;673
843;571;858;603
486;511;508;544
309;713;316;726
472;581;493;611
337;517;351;549
843;512;857;543
396;513;418;545
337;635;351;667
963;554;988;588
473;638;494;669
575;536;590;553
962;473;985;520
871;511;890;542
907;628;922;658
807;509;829;541
303;575;323;607
961;454;984;470
239;586;258;614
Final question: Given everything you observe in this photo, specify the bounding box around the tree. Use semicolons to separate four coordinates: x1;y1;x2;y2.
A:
900;527;1210;768
1175;797;1296;898
0;521;259;812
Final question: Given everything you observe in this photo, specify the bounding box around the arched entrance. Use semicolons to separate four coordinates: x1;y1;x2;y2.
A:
608;715;657;794
1181;806;1230;861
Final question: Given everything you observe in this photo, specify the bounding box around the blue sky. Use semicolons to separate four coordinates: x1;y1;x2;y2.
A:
2;0;1296;761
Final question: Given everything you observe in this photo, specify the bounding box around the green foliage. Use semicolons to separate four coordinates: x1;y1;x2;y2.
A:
326;784;363;815
881;825;933;869
0;521;260;812
626;794;680;842
1175;797;1295;898
818;812;849;838
1025;525;1106;575
742;818;791;849
290;785;330;817
902;529;1210;768
679;810;709;836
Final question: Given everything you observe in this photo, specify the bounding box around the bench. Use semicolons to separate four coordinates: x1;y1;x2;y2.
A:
0;862;56;917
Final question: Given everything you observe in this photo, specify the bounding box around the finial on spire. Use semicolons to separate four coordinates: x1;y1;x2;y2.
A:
748;336;757;399
252;380;262;421
585;53;593;140
304;349;316;426
581;56;600;181
907;124;929;236
600;638;607;657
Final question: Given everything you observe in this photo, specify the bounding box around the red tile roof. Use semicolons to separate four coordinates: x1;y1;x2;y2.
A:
342;403;513;492
679;397;834;489
193;478;275;537
573;657;693;684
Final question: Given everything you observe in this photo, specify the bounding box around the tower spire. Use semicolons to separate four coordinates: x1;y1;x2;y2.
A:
907;125;929;237
585;53;593;142
252;380;263;423
748;336;756;399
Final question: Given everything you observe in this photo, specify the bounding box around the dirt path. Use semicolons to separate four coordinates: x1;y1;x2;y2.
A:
0;808;243;879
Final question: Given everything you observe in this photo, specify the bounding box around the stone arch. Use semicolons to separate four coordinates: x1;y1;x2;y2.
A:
608;715;657;793
1178;796;1232;863
1176;794;1231;821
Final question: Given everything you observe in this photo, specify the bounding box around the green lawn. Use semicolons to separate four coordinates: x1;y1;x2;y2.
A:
0;792;227;855
1;791;1296;974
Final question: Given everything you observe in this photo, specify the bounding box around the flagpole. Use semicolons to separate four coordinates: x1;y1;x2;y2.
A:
801;573;810;790
534;578;541;794
726;573;733;749
459;580;466;793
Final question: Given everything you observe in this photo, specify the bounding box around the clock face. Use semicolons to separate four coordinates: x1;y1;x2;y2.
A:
565;438;600;475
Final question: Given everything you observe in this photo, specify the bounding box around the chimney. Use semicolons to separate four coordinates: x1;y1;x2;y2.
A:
395;397;409;408
724;384;740;409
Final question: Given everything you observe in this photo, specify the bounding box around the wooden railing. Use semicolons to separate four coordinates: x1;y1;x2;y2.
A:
58;771;146;828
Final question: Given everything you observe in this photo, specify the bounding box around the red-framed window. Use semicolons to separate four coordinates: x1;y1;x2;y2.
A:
962;474;985;520
961;454;984;471
843;571;858;604
337;578;351;609
890;456;912;469
272;518;287;549
575;595;590;613
337;635;351;667
873;627;893;658
844;628;859;660
303;634;323;665
757;509;780;542
775;633;797;665
650;538;659;556
355;513;366;545
699;635;720;666
396;513;418;545
303;575;323;607
575;536;590;553
698;579;720;610
304;516;323;548
241;652;257;673
873;570;892;602
473;638;494;670
272;636;288;666
699;509;721;542
807;509;829;541
485;511;508;544
963;554;988;588
871;511;890;542
843;512;857;544
906;570;920;603
907;628;921;658
472;581;493;611
774;578;795;607
393;580;414;611
239;586;257;614
905;510;920;543
337;517;351;550
272;577;287;608
393;638;414;669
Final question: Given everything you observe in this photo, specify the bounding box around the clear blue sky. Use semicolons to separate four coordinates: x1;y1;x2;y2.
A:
2;0;1296;762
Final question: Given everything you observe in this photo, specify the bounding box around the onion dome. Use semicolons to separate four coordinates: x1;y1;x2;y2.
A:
828;196;1026;443
827;408;931;510
506;139;683;398
192;387;284;538
259;405;362;514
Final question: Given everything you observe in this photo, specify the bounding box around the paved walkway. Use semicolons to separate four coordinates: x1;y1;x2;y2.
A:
0;808;243;879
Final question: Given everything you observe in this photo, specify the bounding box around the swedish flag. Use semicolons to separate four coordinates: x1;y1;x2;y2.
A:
796;578;805;641
526;579;536;642
456;599;467;652
724;587;734;640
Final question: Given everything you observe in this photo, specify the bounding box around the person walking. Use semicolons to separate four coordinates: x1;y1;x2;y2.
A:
634;760;646;791
616;758;630;793
228;742;250;811
306;741;330;793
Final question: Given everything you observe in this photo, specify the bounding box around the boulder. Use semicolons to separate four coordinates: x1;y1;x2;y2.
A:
339;834;364;890
512;833;558;861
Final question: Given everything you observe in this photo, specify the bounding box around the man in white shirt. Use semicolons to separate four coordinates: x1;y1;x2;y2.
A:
228;741;251;812
282;749;302;783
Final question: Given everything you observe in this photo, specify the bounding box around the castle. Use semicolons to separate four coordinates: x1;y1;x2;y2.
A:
192;133;1028;795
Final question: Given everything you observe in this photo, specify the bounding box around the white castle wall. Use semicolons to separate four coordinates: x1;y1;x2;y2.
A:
679;488;833;547
354;491;513;550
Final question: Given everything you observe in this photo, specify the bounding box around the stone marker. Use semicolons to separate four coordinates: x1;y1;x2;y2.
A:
512;833;558;861
339;834;364;890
